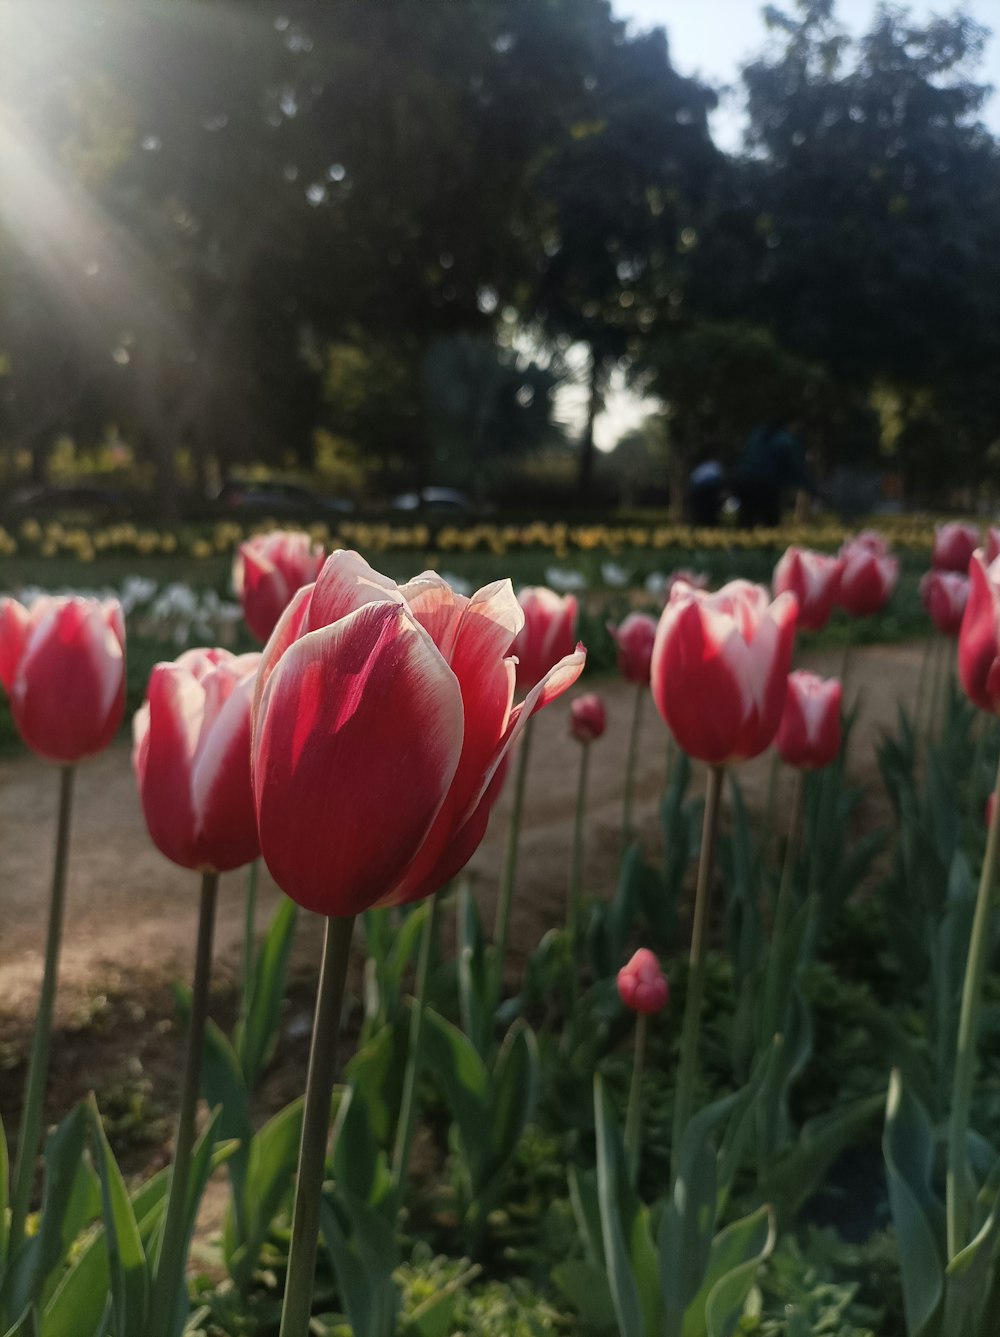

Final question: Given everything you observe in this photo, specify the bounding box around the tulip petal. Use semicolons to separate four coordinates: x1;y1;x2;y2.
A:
191;672;260;870
0;598;29;692
253;584;315;723
133;665;205;868
307;549;403;631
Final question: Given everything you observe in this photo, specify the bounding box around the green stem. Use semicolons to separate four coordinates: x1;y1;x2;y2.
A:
761;770;806;1043
279;914;356;1337
761;751;781;863
946;750;1000;1259
914;637;934;736
671;764;724;1183
625;1012;648;1185
239;858;260;1039
149;871;220;1337
391;894;440;1200
493;716;534;992
8;765;75;1254
621;686;644;858
569;742;592;943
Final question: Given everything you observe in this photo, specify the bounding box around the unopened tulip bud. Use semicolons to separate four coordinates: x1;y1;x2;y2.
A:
775;671;842;770
234;530;325;643
838;537;898;617
607;612;658;685
920;570;970;637
617;948;669;1014
959;551;1000;714
570;693;607;743
932;522;979;574
773;546;842;632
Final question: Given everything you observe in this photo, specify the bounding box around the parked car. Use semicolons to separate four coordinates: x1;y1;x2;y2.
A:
391;487;475;515
1;482;133;521
212;478;354;517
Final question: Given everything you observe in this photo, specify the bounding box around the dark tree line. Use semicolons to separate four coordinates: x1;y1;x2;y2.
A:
1;0;998;517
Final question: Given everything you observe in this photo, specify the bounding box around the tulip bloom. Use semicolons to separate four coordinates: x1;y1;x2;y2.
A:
986;528;1000;565
837;539;898;617
775;671;842;770
510;587;579;692
570;693;607;743
617;948;669;1014
234;530;325;643
252;552;585;916
773;547;842;632
608;612;658;684
959;551;1000;713
0;596;125;763
921;570;970;637
932;522;979;574
134;648;261;872
650;580;798;766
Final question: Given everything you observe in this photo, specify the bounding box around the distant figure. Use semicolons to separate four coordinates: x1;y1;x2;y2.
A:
732;420;815;527
688;454;725;526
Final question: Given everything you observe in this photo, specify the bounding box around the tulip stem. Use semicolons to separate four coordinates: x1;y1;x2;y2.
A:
569;742;592;945
493;716;534;998
279;913;356;1337
946;750;1000;1260
149;870;219;1337
761;770;805;1043
239;857;260;1046
391;893;440;1202
625;1012;648;1185
671;764;724;1184
8;765;76;1254
621;685;644;858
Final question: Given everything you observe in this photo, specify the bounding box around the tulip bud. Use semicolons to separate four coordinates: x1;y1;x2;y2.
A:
775;671;842;770
773;546;842;632
617;948;669;1014
650;579;798;765
510;587;579;693
959;551;1000;714
234;530;325;643
932;522;979;574
133;649;261;872
0;596;125;763
920;570;970;637
607;612;658;684
252;553;585;916
570;693;607;743
837;538;898;617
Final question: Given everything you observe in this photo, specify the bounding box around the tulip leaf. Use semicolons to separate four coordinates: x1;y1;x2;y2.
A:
1;1114;9;1265
346;1020;408;1146
2;1307;39;1337
477;1023;537;1198
86;1098;148;1337
701;1206;776;1337
421;1008;489;1173
594;1075;644;1337
456;885;492;1059
331;1085;389;1207
942;1160;1000;1337
568;1166;606;1269
883;1070;945;1337
223;1096;304;1293
320;1187;400;1337
234;897;298;1090
551;1260;617;1328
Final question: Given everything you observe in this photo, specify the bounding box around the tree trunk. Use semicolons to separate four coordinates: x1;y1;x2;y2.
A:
577;346;602;500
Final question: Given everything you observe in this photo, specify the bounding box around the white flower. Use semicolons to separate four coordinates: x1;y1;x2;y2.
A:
545;565;588;593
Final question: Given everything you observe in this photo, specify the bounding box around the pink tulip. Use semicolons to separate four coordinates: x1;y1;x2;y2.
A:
510;587;579;693
921;570;970;637
665;569;710;598
846;530;890;558
617;948;669;1014
133;649;261;872
959;551;1000;714
773;547;842;632
837;538;898;617
234;530;325;644
251;552;585;916
570;693;607;743
650;579;798;765
775;671;842;770
0;596;125;763
986;528;1000;565
932;522;979;574
607;612;658;684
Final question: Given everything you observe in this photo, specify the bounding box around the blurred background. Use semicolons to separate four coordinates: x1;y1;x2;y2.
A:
1;0;999;526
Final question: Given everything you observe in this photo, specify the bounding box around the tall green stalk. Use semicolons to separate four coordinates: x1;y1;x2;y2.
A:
493;716;534;991
761;770;805;1042
149;871;220;1337
238;857;260;1039
671;764;724;1182
279;913;356;1337
568;741;592;943
391;894;440;1201
624;1012;648;1185
620;685;644;857
8;765;76;1254
946;751;1000;1259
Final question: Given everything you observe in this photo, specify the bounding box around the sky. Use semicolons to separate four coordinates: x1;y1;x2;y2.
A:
570;0;1000;451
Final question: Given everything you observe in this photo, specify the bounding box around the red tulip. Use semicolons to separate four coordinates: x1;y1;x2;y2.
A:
845;529;890;558
617;948;669;1014
920;570;970;637
650;579;798;765
775;670;842;770
510;587;579;693
665;569;710;598
570;693;607;743
932;522;979;574
837;539;898;617
234;530;325;643
133;649;261;872
251;552;585;916
607;612;658;684
959;551;1000;713
0;596;125;763
773;547;842;632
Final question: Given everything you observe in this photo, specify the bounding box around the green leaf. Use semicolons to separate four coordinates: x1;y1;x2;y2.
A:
86;1099;148;1337
760;1093;882;1228
234;898;298;1089
320;1187;400;1337
942;1162;1000;1337
346;1018;409;1146
883;1070;945;1337
421;1009;489;1177
594;1075;644;1337
330;1086;386;1207
568;1166;605;1269
552;1260;617;1328
702;1206;776;1337
2;1307;39;1337
223;1096;304;1292
457;885;492;1058
476;1023;537;1198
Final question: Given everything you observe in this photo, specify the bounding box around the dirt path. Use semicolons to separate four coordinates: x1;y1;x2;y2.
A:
0;639;926;1144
